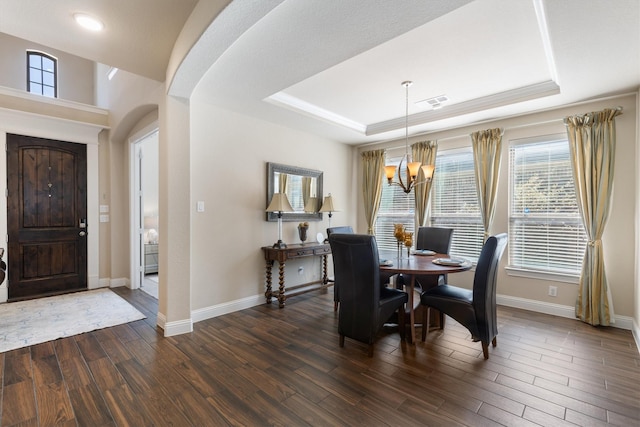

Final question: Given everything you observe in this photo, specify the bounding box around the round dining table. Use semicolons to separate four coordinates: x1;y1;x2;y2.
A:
379;252;472;344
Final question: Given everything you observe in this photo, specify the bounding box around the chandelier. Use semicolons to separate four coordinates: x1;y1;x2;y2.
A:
384;81;435;194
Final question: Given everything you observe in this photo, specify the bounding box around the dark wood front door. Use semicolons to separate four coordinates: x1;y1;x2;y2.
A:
6;134;87;301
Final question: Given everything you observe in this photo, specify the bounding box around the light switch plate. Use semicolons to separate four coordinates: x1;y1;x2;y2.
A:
196;201;205;212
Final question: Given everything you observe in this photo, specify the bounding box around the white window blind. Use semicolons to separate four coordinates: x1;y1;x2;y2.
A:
374;156;415;252
430;149;484;261
509;137;587;275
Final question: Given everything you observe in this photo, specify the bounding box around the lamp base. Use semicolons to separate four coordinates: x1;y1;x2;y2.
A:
273;240;287;249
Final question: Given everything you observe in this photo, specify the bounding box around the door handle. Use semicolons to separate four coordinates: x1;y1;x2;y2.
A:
79;231;86;237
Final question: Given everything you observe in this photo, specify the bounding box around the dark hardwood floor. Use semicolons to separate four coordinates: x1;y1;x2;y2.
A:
1;287;639;426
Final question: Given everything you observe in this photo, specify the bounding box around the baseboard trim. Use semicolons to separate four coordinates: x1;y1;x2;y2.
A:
88;274;100;289
156;312;166;330
633;318;640;355
108;277;129;288
497;294;635;330
192;294;264;323
163;317;192;337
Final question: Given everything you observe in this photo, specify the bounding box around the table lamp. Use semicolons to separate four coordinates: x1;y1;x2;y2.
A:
319;193;338;229
266;193;294;248
144;216;159;244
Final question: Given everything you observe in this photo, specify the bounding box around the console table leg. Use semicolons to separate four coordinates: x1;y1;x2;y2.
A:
322;255;328;284
277;262;286;308
264;260;274;304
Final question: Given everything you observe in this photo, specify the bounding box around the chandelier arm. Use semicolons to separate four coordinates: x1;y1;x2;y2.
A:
397;155;407;191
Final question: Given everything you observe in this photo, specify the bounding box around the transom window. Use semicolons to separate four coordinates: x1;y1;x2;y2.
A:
430;148;484;261
27;51;57;98
508;135;587;276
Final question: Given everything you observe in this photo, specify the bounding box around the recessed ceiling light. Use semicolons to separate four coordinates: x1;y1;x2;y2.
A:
73;13;104;31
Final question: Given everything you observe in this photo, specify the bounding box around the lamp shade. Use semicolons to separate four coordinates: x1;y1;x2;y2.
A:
266;193;294;213
421;164;435;180
319;194;337;213
304;197;318;213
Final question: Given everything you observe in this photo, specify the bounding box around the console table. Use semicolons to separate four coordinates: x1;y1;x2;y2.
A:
261;242;331;308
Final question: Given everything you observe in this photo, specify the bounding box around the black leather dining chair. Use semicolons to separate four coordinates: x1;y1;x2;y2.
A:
414;226;454;289
420;233;507;359
326;226;353;311
328;233;408;357
327;226;398;311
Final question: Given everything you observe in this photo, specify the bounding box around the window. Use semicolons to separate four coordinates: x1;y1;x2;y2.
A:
27;51;57;97
508;136;587;277
430;148;484;261
374;156;415;252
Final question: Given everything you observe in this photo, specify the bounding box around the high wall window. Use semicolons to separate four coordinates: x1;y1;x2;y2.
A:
374;156;415;252
27;51;57;97
508;136;587;277
430;148;484;261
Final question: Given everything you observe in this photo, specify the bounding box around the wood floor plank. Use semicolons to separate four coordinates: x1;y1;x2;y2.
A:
30;343;63;387
33;382;75;427
0;287;638;426
67;383;115;427
2;381;37;426
101;383;150;427
3;349;32;385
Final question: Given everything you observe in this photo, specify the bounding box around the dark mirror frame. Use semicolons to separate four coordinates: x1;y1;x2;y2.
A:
266;162;323;222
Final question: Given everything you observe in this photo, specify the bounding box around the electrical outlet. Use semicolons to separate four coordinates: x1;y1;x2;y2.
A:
298;266;304;275
548;285;557;297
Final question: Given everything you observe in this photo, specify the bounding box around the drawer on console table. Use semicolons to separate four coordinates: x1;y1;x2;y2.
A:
314;246;331;256
289;248;315;258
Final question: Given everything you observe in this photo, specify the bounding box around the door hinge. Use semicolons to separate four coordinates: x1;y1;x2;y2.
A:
4;189;7;197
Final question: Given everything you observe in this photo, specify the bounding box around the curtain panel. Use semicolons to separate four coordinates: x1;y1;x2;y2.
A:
302;176;312;207
361;149;386;234
471;128;503;240
564;108;621;326
411;141;437;227
278;173;288;194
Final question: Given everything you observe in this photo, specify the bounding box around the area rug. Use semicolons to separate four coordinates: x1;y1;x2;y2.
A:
0;288;146;353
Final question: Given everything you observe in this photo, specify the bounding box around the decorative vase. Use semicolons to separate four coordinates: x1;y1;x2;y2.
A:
298;222;309;244
394;224;405;259
404;232;413;258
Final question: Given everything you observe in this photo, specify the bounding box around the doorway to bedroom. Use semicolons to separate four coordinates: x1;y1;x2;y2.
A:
131;129;159;299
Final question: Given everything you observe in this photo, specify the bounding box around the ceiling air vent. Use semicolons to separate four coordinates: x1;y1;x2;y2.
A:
416;95;449;110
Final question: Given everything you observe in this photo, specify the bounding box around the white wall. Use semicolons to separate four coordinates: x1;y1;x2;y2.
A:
358;94;638;325
0;33;95;105
189;101;353;313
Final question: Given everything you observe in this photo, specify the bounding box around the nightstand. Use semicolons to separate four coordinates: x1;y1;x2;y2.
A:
144;243;158;274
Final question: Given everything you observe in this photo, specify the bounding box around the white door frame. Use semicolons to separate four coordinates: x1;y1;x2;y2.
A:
129;125;158;289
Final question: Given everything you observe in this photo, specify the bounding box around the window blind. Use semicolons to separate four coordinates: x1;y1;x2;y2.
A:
430;149;484;260
509;138;587;274
374;157;415;252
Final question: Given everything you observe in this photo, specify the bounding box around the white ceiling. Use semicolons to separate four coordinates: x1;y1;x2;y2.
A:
1;0;638;145
0;0;198;82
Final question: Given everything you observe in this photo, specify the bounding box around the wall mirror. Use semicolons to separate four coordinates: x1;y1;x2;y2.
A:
266;162;323;222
